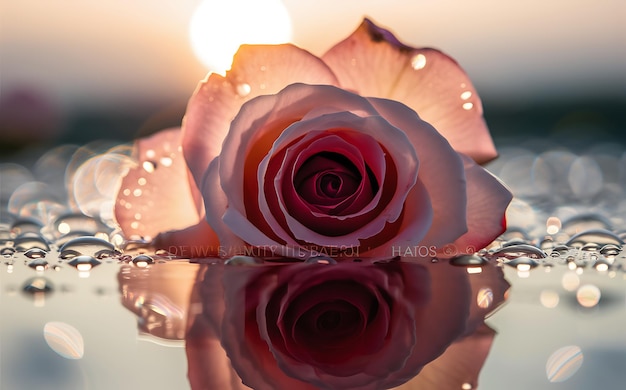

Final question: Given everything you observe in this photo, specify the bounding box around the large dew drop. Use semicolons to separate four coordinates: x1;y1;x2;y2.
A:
43;322;85;359
59;236;118;259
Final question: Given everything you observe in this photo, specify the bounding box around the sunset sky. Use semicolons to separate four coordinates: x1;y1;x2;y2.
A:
1;0;625;111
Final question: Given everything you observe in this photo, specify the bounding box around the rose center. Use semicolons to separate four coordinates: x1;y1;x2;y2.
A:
294;152;361;207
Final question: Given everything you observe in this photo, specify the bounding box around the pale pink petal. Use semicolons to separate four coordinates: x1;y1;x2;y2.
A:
152;219;220;258
182;44;340;189
367;97;468;250
202;158;247;257
443;155;512;255
115;128;203;240
322;18;497;163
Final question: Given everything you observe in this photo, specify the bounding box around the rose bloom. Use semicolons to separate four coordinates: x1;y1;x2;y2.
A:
186;260;509;389
115;18;512;258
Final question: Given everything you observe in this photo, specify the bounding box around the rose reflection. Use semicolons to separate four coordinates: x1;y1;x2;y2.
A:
119;259;508;389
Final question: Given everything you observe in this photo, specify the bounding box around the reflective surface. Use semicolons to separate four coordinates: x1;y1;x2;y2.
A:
3;139;626;389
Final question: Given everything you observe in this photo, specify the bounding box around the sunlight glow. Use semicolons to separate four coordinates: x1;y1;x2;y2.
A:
189;0;292;75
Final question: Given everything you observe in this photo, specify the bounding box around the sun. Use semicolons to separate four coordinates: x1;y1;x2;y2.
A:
189;0;293;75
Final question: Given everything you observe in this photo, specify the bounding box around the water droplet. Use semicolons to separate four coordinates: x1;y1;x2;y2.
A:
462;102;474;110
24;248;47;259
142;160;157;173
566;228;623;247
14;234;50;252
236;83;251;97
1;247;15;257
132;254;154;267
225;255;263;265
410;53;426;70
546;345;583;382
576;284;601;307
461;383;473;390
460;91;472;100
11;218;43;236
23;276;54;293
59;236;118;259
504;256;539;271
28;258;49;271
476;288;493;309
493;244;547;259
599;244;621;257
450;254;488;267
53;213;110;238
561;213;612;235
67;255;101;271
305;255;337;265
160;156;173;167
43;322;84;359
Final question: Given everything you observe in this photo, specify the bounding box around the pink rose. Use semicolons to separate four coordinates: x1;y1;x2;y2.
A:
186;260;509;389
115;19;511;258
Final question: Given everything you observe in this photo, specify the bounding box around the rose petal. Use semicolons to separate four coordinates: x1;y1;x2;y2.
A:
115;128;203;240
322;18;497;164
366;97;468;250
183;44;340;190
442;154;512;256
202;157;249;256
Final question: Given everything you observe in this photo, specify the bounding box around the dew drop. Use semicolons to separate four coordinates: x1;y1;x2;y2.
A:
24;247;47;259
460;91;472;100
59;236;118;259
160;156;173;167
10;218;43;236
28;258;49;271
461;383;473;390
14;234;50;252
546;345;583;382
450;254;488;267
67;255;102;272
142;160;157;173
493;244;547;259
567;228;623;247
132;254;154;268
236;83;251;97
43;321;84;359
599;243;621;256
462;102;474;110
225;255;263;265
53;213;110;238
410;53;426;70
1;247;15;257
137;177;147;186
504;256;539;271
305;255;337;265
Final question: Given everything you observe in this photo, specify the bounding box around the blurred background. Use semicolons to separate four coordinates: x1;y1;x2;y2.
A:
1;0;625;156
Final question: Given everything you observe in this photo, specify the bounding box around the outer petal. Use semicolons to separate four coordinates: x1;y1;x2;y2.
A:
183;44;340;191
366;97;468;251
115;128;204;240
443;154;512;255
322;18;497;164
